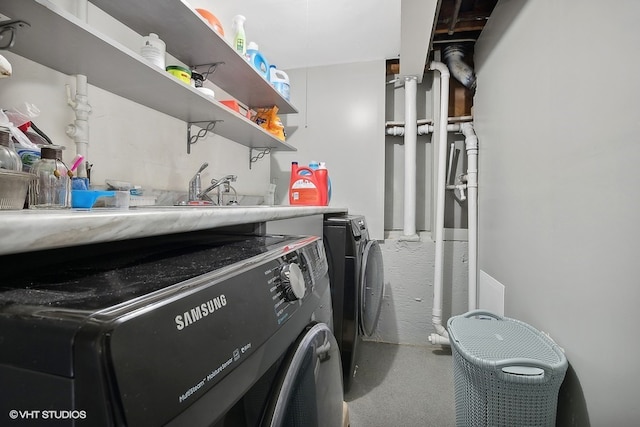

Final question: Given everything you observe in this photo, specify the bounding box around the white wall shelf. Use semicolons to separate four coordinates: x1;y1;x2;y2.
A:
1;0;296;152
89;0;297;115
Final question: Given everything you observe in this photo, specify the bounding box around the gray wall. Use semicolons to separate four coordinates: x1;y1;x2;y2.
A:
272;61;386;240
375;234;468;345
474;0;640;424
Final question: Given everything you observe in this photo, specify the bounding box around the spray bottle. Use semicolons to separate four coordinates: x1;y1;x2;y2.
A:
232;15;247;56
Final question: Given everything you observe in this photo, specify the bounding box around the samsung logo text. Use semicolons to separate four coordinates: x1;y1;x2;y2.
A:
175;294;227;330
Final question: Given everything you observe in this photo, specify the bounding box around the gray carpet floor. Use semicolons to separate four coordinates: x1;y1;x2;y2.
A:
344;341;456;427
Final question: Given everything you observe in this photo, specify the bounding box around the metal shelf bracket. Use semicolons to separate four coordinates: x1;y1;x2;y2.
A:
249;148;271;169
187;120;223;154
0;20;30;50
192;62;225;80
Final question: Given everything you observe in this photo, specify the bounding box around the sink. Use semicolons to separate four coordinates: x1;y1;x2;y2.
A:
131;204;268;209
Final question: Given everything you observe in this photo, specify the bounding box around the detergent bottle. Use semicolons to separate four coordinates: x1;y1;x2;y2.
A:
316;162;329;206
289;161;328;206
140;33;166;70
246;42;269;79
305;161;331;205
269;65;290;101
232;15;246;56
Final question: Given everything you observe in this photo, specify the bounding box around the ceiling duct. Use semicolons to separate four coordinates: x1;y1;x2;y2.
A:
443;44;476;91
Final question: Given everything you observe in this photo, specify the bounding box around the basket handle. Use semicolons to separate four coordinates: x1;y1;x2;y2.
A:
461;310;503;320
494;358;554;383
447;310;503;343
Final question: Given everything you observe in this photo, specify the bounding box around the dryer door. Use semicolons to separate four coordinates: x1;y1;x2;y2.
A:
359;240;384;337
262;323;344;427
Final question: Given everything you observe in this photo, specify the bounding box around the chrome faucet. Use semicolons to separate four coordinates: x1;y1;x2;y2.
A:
197;174;237;205
188;162;209;202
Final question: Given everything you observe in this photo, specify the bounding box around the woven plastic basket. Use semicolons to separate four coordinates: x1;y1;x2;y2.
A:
447;310;568;427
0;170;35;210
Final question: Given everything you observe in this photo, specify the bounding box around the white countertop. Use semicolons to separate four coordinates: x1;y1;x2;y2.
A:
0;205;347;256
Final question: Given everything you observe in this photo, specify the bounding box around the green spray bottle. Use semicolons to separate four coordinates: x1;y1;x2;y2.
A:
232;15;246;56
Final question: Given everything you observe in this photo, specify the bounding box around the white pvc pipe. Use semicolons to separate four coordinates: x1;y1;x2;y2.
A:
66;0;91;178
385;80;479;335
461;122;478;311
428;62;450;345
385;123;464;137
403;76;418;237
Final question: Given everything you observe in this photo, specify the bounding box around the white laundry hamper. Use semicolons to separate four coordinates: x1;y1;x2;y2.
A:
447;310;568;427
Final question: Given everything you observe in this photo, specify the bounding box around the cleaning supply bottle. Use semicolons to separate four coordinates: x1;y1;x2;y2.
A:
289;161;327;206
232;15;247;56
269;65;290;100
246;42;269;79
140;33;166;70
306;161;331;205
316;162;329;206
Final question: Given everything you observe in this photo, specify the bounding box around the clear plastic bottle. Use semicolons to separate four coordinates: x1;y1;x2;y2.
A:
29;146;71;209
232;15;247;56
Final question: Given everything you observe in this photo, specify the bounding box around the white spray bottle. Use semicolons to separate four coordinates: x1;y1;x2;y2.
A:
232;15;247;56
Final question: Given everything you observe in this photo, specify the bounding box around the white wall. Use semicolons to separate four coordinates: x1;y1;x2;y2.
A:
375;233;468;345
475;0;640;424
271;61;386;240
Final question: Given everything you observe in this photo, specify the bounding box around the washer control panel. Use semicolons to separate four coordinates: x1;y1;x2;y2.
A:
280;262;306;301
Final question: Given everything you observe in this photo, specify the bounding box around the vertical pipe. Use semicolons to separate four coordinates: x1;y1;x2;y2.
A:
461;122;478;310
428;62;450;344
67;0;90;178
403;76;418;237
448;0;463;35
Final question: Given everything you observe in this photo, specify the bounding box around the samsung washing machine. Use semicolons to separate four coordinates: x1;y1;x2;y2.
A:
0;231;344;426
323;215;384;392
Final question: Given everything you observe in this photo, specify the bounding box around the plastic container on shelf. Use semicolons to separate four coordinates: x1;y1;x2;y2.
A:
269;65;290;101
195;8;224;36
232;15;247;56
220;100;240;113
166;65;191;84
246;42;269;79
191;70;204;88
140;33;166;70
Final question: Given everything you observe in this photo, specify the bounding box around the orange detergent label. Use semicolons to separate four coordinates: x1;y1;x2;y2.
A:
290;178;321;204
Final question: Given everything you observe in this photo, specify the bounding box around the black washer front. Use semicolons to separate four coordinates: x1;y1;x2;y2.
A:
0;231;338;426
323;215;384;392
